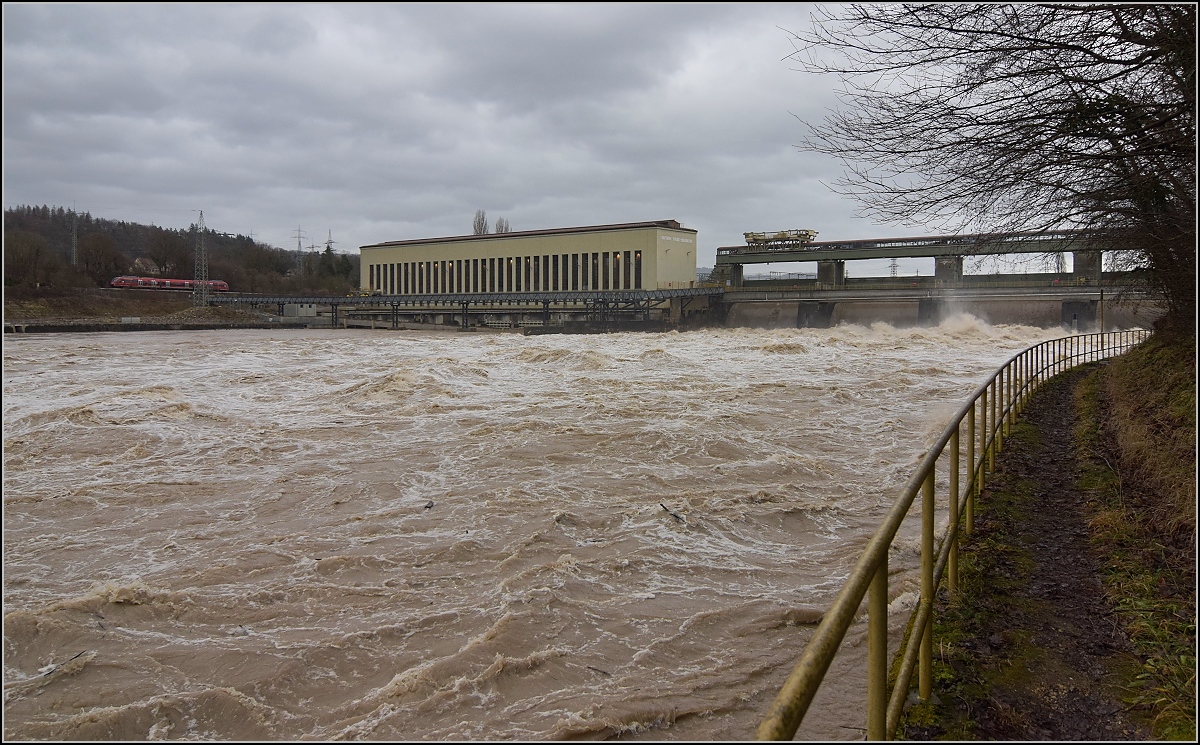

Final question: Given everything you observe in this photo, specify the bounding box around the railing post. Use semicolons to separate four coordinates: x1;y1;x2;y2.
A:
1023;351;1029;409
1026;348;1033;401
868;556;888;740
987;378;996;472
966;402;976;534
996;368;1005;448
1017;352;1025;414
949;427;960;594
1007;361;1015;432
919;470;934;701
1017;352;1027;412
1002;363;1009;430
1013;355;1020;415
1010;360;1017;431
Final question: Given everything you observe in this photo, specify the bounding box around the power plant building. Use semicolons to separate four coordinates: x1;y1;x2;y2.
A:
360;220;698;296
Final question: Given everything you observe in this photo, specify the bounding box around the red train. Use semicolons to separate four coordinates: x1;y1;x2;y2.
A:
110;276;230;292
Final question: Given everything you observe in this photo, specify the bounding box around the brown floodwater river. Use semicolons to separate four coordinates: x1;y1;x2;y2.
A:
3;319;1064;740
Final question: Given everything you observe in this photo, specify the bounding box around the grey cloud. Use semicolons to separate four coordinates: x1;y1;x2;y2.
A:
5;3;923;269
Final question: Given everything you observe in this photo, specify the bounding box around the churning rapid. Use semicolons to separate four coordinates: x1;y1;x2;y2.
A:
4;319;1063;740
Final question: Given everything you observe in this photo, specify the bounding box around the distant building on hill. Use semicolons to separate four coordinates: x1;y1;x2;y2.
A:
131;257;160;276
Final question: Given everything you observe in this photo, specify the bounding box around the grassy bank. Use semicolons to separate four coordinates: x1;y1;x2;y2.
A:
898;333;1196;740
3;286;193;320
1075;333;1196;738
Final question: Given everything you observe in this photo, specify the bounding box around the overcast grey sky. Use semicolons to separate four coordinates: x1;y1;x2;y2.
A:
4;2;953;275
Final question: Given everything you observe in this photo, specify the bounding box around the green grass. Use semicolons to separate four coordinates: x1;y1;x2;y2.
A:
1074;348;1197;740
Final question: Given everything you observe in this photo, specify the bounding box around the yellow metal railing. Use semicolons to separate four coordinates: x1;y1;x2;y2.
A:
757;328;1151;741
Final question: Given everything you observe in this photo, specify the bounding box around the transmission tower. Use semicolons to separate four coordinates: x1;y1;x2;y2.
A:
193;210;209;307
293;225;308;273
70;208;78;266
325;229;336;252
890;257;898;277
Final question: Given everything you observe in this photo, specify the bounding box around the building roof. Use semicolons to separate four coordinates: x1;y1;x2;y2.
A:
361;220;695;250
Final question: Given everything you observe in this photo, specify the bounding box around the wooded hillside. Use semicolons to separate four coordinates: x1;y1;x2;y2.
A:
3;205;360;295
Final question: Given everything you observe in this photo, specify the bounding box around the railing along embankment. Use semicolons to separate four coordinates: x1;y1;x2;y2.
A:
757;329;1151;741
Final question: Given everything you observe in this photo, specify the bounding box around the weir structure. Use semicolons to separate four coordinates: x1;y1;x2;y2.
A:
713;230;1160;330
205;230;1160;331
712;230;1106;288
755;329;1152;741
208;287;722;330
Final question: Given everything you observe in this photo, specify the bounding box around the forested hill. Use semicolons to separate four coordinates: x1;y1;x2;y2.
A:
3;205;360;295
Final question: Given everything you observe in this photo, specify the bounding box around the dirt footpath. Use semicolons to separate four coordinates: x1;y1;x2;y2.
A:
901;368;1152;740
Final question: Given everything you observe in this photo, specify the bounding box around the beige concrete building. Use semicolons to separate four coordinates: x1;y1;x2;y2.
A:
360;220;698;295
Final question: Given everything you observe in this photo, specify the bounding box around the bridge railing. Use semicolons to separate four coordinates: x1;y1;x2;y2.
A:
756;329;1152;741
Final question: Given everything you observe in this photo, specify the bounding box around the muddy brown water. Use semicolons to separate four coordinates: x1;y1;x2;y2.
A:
4;320;1066;740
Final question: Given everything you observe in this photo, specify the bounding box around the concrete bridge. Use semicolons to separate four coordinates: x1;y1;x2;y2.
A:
709;229;1162;329
712;230;1107;287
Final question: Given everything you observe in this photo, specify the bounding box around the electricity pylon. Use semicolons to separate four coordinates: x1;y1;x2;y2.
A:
193;210;209;307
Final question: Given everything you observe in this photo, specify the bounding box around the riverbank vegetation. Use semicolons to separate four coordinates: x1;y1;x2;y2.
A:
1077;333;1196;738
898;335;1195;740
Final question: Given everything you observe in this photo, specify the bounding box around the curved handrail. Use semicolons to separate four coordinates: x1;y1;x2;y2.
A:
757;329;1151;740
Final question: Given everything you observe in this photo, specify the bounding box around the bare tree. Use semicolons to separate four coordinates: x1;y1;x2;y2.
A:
472;210;490;235
3;230;49;287
788;4;1195;332
146;227;188;277
79;233;129;285
494;217;511;233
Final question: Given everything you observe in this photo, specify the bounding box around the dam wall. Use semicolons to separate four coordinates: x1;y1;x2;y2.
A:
723;296;1163;330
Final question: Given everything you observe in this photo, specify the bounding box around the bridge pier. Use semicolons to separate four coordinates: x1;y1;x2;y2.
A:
730;264;744;287
918;297;944;325
1061;299;1097;331
1073;251;1102;283
797;301;836;328
669;297;684;324
935;255;963;285
817;260;845;288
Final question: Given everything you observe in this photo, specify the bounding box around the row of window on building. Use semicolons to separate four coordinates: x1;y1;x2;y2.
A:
368;251;644;295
